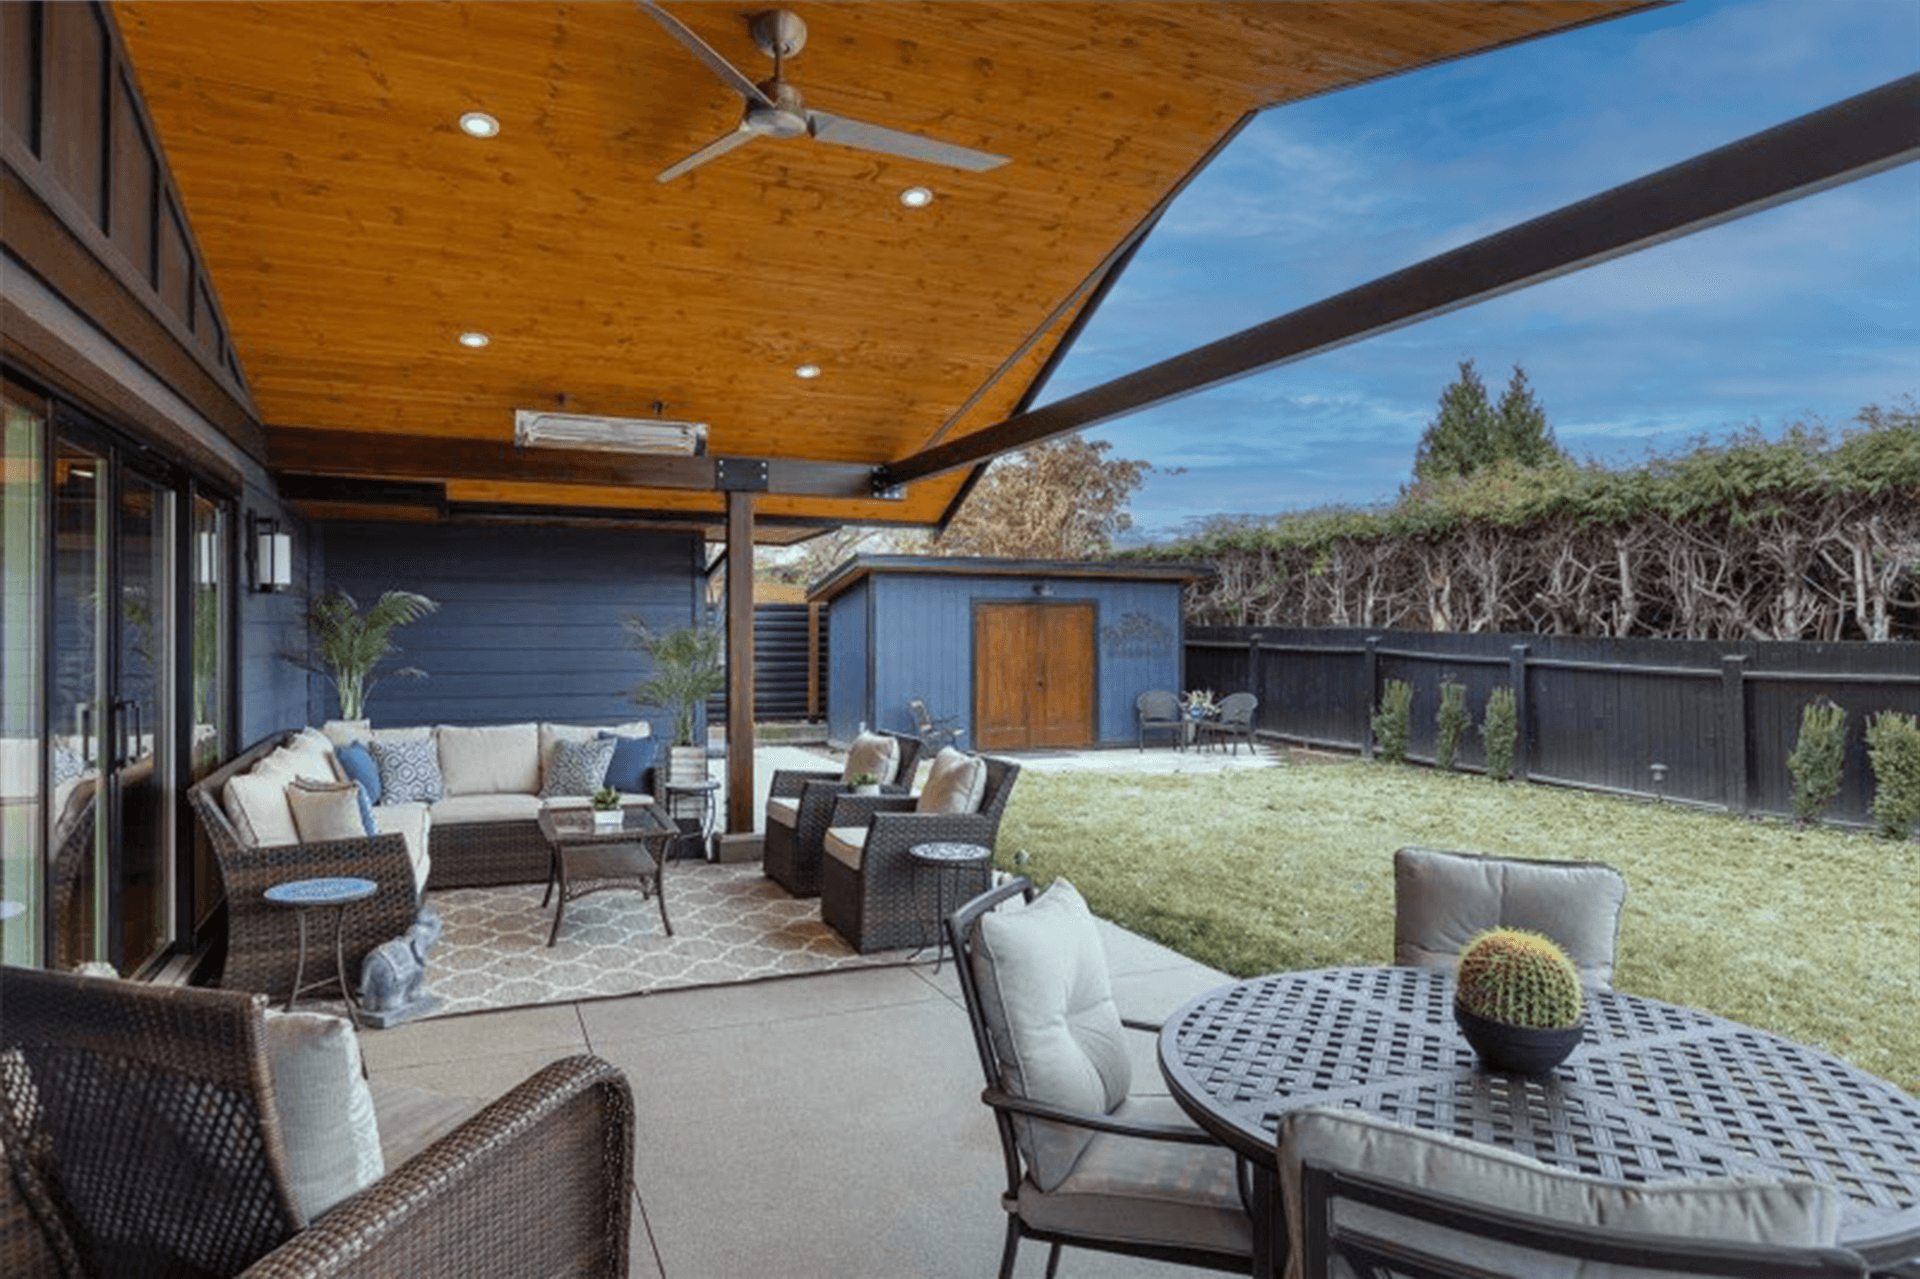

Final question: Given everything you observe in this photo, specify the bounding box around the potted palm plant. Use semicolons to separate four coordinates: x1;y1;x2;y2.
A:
626;619;725;785
293;588;439;722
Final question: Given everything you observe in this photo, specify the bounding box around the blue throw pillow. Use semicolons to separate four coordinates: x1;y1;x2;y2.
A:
599;732;657;792
353;781;378;837
336;740;382;805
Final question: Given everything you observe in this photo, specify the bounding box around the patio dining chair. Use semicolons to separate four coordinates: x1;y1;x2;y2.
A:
1194;691;1258;755
945;877;1253;1278
907;697;966;753
1279;1106;1868;1278
0;965;633;1278
762;728;923;896
1393;845;1628;989
1135;689;1184;751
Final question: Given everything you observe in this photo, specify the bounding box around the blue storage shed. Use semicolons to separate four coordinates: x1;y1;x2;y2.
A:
811;556;1211;752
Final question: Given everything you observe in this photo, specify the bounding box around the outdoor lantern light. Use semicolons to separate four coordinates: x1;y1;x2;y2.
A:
248;513;292;593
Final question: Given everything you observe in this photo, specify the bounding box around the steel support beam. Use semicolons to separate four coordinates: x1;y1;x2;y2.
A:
725;490;757;835
880;73;1920;490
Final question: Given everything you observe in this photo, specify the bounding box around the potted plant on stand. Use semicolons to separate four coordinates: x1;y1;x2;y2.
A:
291;588;439;726
626;619;726;788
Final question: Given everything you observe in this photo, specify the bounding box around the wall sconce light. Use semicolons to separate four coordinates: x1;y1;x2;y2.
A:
1032;582;1055;598
248;513;292;593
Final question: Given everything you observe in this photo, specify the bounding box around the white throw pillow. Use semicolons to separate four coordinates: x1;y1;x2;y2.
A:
225;770;301;848
1277;1107;1843;1279
263;1009;384;1223
917;747;987;815
842;731;900;786
436;723;540;796
971;878;1129;1192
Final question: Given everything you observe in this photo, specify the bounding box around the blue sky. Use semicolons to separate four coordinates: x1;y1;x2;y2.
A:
1038;0;1920;541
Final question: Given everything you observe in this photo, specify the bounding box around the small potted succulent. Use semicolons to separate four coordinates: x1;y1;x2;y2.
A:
1182;689;1216;720
590;785;624;827
847;771;881;797
1453;927;1586;1075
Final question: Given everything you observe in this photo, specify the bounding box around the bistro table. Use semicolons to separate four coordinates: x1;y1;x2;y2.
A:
1159;966;1920;1276
537;801;678;947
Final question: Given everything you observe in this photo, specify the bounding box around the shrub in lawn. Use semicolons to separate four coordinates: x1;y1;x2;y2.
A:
1865;710;1920;840
1435;679;1473;771
1483;686;1518;780
1371;679;1413;764
1786;698;1847;823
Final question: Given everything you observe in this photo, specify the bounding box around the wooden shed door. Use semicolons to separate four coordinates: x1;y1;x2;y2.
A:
973;602;1095;750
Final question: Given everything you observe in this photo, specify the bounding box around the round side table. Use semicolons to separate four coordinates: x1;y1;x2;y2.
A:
662;778;721;860
908;842;992;973
263;876;378;1028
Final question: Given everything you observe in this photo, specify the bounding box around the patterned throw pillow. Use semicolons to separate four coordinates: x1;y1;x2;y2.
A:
540;735;617;798
367;736;444;804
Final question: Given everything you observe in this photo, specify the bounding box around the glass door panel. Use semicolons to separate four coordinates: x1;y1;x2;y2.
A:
1;387;46;965
114;469;173;973
49;437;105;969
189;493;226;930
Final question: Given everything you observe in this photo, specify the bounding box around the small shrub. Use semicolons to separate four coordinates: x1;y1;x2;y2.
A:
1435;680;1472;771
1865;710;1920;840
1786;698;1848;822
1483;686;1518;780
1371;679;1413;764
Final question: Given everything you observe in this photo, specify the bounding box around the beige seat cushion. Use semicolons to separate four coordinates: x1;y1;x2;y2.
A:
429;793;542;825
263;1009;383;1223
842;731;901;786
322;721;431;749
1278;1107;1842;1279
542;792;651;808
373;801;432;894
285;728;343;783
1393;846;1628;988
918;747;987;815
823;826;867;870
766;796;800;829
437;723;540;796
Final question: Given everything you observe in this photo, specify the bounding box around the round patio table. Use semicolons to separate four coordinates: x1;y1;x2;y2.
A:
263;876;378;1028
1159;965;1920;1274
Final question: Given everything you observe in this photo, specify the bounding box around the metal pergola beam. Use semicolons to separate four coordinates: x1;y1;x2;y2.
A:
879;73;1920;490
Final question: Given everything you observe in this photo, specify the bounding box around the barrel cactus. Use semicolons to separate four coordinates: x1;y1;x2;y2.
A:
1455;927;1584;1029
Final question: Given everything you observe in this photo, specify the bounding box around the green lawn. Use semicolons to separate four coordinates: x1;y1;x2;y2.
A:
996;756;1919;1094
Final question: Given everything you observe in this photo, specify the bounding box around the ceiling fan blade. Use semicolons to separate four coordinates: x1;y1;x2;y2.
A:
636;1;773;108
807;111;1009;172
656;126;757;183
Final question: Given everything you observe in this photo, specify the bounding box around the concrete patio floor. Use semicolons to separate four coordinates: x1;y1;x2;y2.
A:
360;913;1235;1277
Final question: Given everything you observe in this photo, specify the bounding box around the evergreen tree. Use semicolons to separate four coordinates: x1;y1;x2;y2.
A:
1412;359;1496;482
1493;364;1563;468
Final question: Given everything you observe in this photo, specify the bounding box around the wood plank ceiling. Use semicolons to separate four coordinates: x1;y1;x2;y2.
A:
113;1;1651;539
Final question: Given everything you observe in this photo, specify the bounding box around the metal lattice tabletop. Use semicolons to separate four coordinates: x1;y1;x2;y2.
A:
1158;966;1920;1265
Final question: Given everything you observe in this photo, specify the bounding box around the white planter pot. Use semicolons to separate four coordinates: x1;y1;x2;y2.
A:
668;745;708;785
592;808;624;827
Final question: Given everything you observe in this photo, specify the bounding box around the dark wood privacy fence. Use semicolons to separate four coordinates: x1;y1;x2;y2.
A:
1186;627;1920;826
705;603;828;723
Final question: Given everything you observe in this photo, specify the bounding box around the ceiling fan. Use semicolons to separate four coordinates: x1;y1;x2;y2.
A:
638;2;1010;183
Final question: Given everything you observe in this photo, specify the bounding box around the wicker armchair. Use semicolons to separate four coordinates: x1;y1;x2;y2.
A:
819;754;1020;953
1193;691;1257;755
0;966;633;1278
1135;689;1183;751
187;733;422;1002
762;730;923;897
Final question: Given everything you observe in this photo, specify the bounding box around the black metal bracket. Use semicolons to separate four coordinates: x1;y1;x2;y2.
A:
713;456;769;492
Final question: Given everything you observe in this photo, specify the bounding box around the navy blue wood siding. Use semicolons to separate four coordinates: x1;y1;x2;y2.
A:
827;581;869;742
311;523;703;731
832;571;1185;748
239;487;311;744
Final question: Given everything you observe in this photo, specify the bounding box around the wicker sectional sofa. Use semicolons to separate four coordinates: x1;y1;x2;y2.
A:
186;719;658;999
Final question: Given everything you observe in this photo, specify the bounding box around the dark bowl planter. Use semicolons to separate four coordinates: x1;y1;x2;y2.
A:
1454;1000;1584;1075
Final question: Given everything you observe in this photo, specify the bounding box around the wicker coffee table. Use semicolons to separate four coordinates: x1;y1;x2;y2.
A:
1160;966;1920;1274
537;803;678;947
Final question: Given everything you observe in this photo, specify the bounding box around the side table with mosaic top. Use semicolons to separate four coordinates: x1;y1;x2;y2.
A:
1158;965;1920;1276
908;841;992;973
262;876;379;1028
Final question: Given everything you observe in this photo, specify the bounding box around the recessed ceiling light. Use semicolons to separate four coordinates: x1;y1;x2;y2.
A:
899;186;934;208
459;111;500;138
794;363;821;379
457;331;491;348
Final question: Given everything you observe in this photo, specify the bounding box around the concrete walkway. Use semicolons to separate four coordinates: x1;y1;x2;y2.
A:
360;914;1234;1276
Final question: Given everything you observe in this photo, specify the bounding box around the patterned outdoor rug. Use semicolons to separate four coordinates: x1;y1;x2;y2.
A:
419;862;915;1019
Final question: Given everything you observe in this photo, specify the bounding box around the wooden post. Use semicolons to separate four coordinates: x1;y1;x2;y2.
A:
806;600;821;722
1509;644;1531;782
1722;654;1748;813
1247;631;1263;739
1360;636;1380;758
726;491;756;835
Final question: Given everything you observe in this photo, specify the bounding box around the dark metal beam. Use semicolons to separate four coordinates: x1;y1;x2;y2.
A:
265;426;878;498
881;73;1920;490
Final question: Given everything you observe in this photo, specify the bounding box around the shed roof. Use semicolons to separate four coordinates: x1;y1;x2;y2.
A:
807;553;1211;603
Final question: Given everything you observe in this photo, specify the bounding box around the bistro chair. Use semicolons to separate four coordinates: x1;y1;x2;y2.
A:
1279;1106;1867;1278
1194;691;1258;755
1;966;634;1279
907;697;966;753
819;750;1019;952
762;728;923;896
1393;846;1628;989
946;876;1253;1278
1135;689;1185;751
